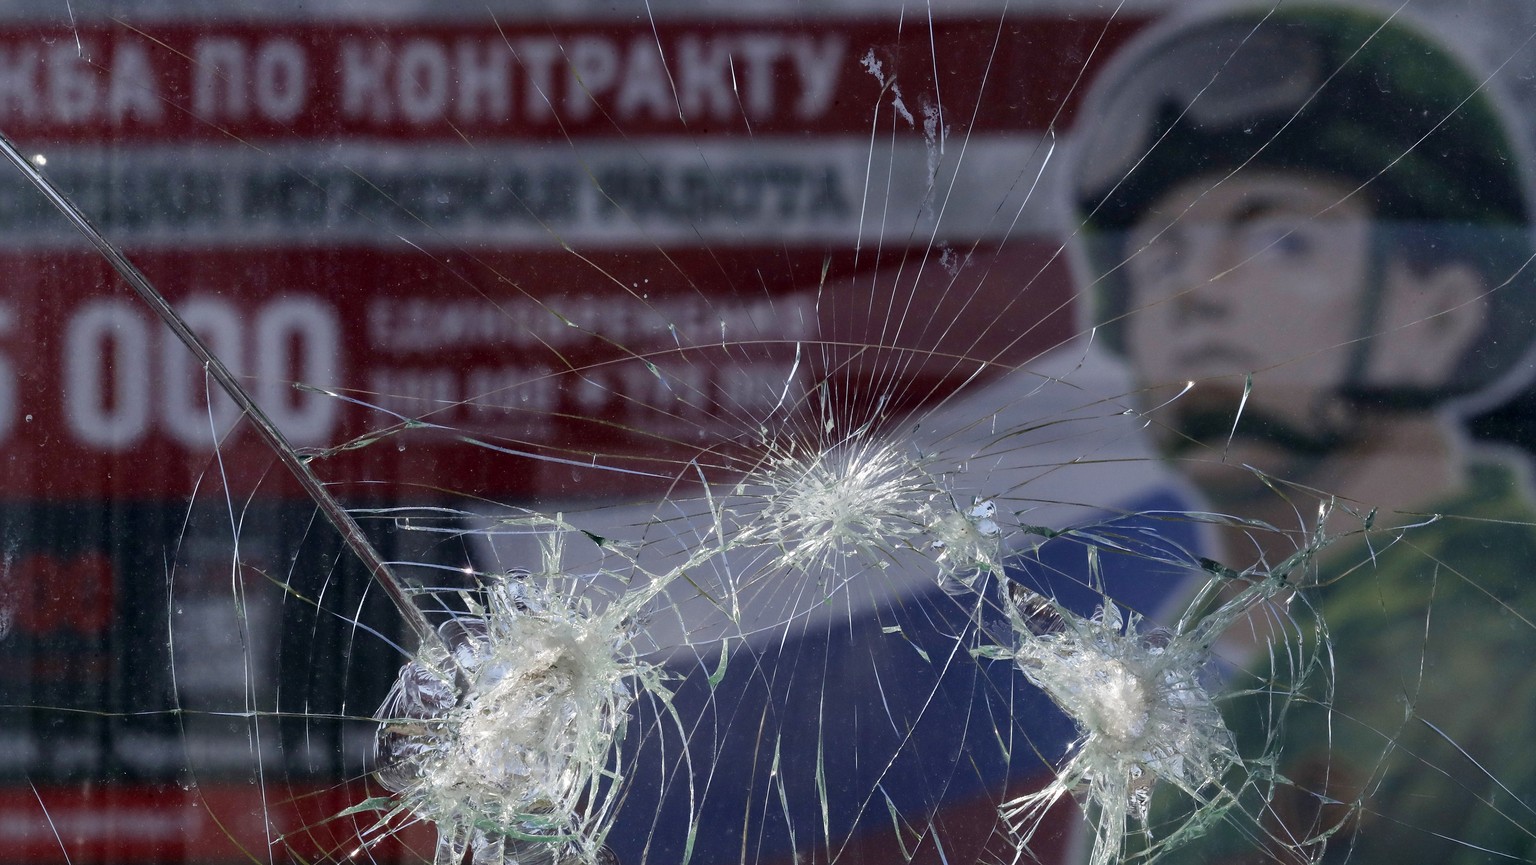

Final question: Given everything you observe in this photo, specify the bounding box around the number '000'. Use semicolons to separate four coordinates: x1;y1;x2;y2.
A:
62;296;340;450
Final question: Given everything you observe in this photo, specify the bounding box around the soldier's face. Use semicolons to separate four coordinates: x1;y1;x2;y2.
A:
1121;172;1375;456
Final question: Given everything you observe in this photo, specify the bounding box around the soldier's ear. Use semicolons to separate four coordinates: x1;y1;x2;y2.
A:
1365;259;1487;391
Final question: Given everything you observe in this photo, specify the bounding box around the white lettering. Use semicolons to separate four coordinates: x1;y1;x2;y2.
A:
106;41;162;123
397;39;450;124
615;37;673;121
64;299;151;450
455;39;512;123
0;46;38;119
790;35;845;118
193;37;247;120
48;42;98;123
676;36;732;122
253;38;307;122
369;368;457;420
720;360;807;412
564;36;618;121
736;35;784;119
466;366;558;418
339;38;391;122
161;298;242;447
314;29;843;130
575;361;710;418
367;293;816;356
513;37;560;121
254;297;339;445
59;297;343;451
574;376;608;413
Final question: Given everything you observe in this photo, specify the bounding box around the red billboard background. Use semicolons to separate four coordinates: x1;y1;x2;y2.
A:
0;7;1147;864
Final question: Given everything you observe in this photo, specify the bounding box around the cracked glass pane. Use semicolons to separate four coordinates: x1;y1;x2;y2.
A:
1;2;1534;864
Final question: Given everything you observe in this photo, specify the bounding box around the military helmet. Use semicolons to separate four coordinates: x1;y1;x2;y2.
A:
1071;3;1534;403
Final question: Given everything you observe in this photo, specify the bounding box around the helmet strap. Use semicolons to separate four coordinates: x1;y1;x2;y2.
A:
1337;228;1458;412
1339;228;1395;393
